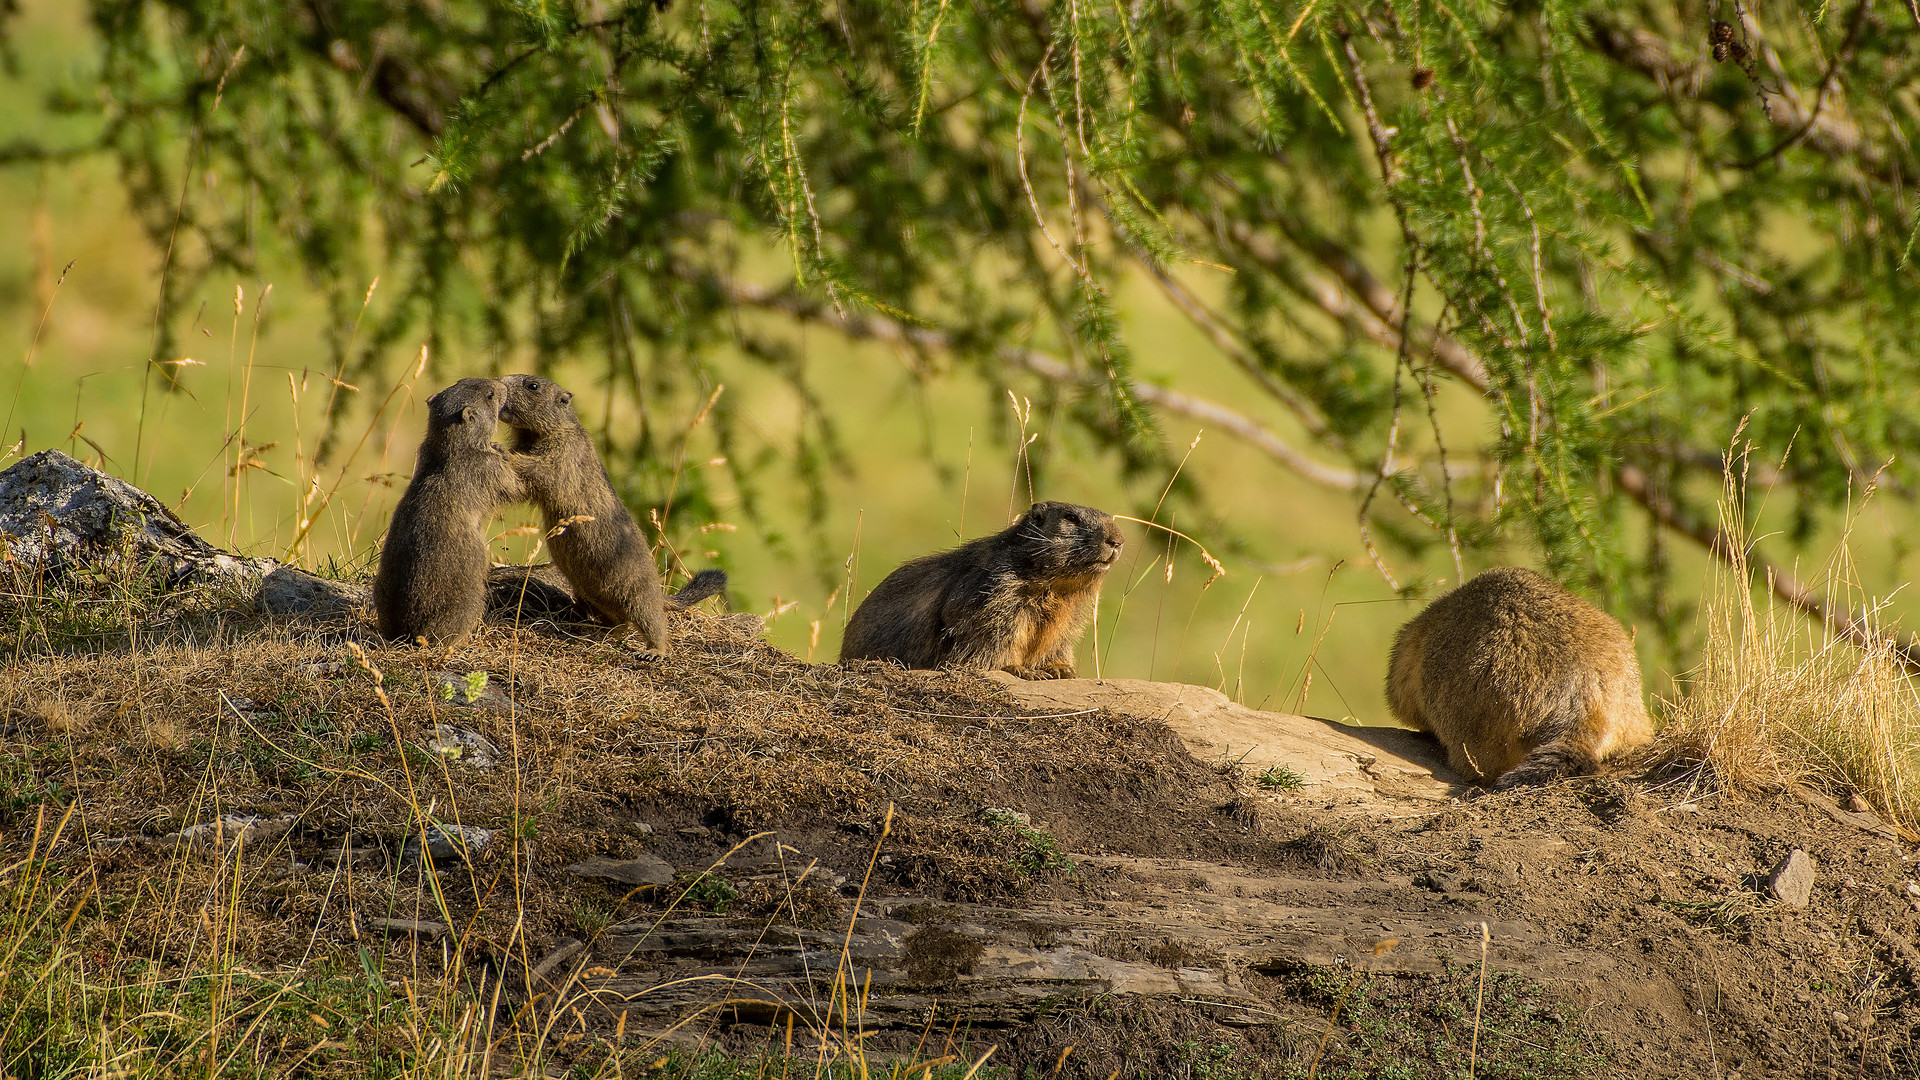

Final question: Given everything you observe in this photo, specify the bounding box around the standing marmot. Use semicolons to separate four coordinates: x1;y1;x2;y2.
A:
840;501;1124;679
497;374;724;654
1386;566;1654;788
373;377;522;644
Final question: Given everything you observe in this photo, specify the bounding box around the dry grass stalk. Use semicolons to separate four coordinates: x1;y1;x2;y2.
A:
1659;464;1920;828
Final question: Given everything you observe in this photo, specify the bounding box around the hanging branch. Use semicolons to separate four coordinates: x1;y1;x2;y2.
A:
699;268;1369;492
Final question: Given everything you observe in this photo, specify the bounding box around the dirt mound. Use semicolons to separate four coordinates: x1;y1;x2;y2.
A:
2;560;1917;1076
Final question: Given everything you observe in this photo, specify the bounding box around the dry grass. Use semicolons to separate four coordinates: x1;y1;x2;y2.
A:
0;564;1221;1079
1658;468;1920;829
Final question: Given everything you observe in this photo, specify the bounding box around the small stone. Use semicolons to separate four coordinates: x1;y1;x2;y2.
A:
566;854;676;888
424;724;499;770
400;823;493;867
676;825;712;839
1834;1011;1850;1026
624;822;655;836
1847;794;1872;814
1768;849;1817;908
1901;880;1919;898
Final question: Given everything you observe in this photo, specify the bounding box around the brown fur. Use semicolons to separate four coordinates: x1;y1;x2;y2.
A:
840;502;1123;679
373;378;522;644
497;373;680;654
1386;566;1653;788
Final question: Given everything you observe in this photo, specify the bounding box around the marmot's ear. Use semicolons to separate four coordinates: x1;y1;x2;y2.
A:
558;389;573;406
461;405;478;424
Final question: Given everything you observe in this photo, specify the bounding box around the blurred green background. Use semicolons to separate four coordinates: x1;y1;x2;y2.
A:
2;0;1908;726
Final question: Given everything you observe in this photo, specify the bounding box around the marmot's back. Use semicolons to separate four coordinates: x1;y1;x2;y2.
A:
373;377;521;645
840;502;1122;679
840;553;972;669
499;373;673;653
1386;566;1651;787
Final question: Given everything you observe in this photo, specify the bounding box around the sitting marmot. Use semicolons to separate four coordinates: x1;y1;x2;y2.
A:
1386;566;1654;788
840;501;1123;679
372;377;522;644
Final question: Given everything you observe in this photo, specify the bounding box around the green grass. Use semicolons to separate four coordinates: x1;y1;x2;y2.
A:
1257;764;1307;791
979;808;1076;884
1276;963;1609;1080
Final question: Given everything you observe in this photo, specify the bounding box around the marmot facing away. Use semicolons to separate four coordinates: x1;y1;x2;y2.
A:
373;377;522;644
840;501;1124;679
497;374;725;654
1386;566;1653;788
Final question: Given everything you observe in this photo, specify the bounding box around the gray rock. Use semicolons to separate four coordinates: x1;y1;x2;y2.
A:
425;724;499;769
368;917;448;942
400;822;494;866
485;564;590;621
0;449;276;586
256;566;366;618
1769;849;1817;908
567;854;677;888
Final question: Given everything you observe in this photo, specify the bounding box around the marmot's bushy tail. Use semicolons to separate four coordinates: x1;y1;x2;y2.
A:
668;568;728;609
1493;736;1600;789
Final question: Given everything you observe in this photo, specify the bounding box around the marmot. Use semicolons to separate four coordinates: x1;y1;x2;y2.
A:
1386;566;1654;788
373;377;522;644
840;501;1124;679
497;374;725;654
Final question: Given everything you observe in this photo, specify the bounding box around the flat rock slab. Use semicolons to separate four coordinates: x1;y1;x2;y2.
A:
984;674;1462;808
567;854;676;888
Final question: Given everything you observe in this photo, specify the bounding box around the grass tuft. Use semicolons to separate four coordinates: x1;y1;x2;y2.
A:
1658;467;1920;830
1257;764;1307;791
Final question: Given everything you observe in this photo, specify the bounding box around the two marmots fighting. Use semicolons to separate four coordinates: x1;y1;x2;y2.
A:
373;379;1651;788
373;375;725;656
